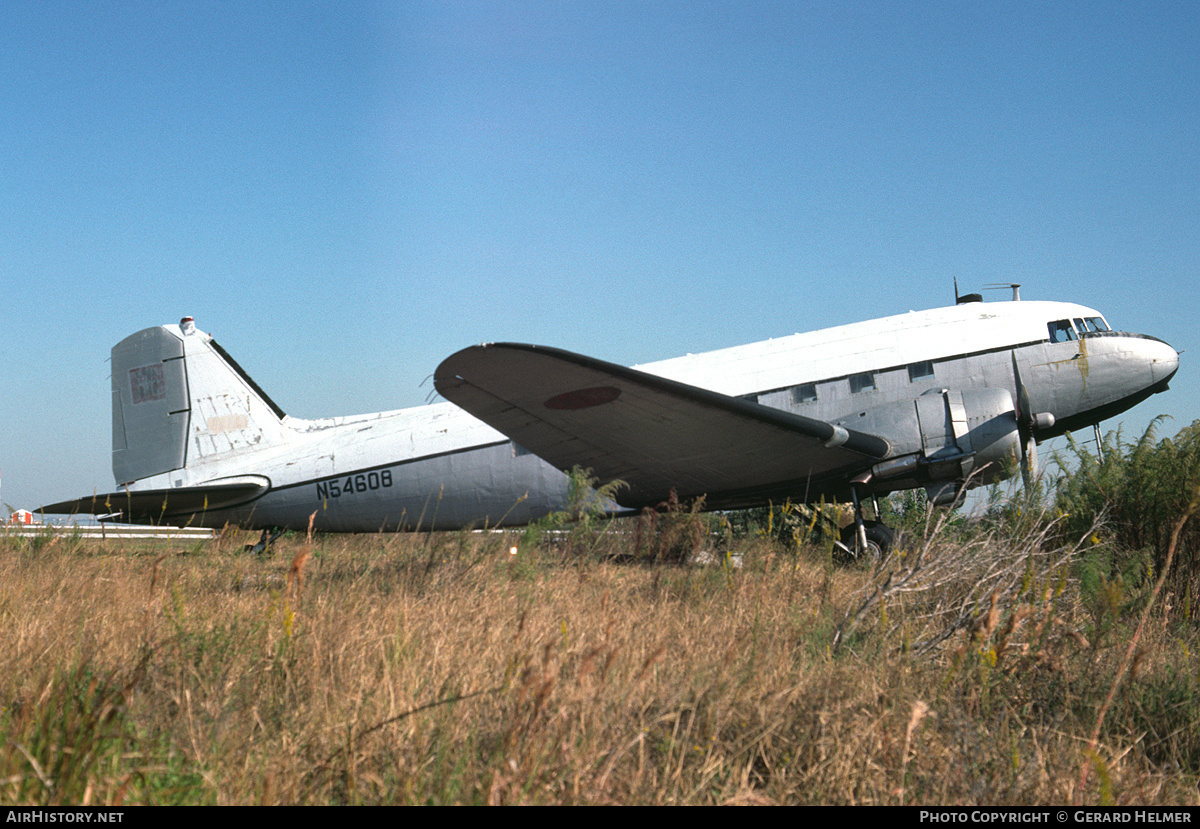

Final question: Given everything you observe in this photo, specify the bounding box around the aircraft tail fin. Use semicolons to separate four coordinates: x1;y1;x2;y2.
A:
111;318;290;486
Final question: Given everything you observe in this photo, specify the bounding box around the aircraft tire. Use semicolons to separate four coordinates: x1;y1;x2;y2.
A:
839;521;894;561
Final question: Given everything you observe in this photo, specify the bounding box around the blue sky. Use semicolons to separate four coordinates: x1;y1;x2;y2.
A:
3;1;1197;514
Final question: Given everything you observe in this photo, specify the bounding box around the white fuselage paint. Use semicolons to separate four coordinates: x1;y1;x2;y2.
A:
120;300;1178;531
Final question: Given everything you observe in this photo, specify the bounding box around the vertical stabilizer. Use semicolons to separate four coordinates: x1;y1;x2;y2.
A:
111;319;290;486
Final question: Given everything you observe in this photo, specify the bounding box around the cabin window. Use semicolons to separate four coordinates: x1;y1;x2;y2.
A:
849;372;876;394
792;383;817;404
907;361;934;382
1048;319;1077;343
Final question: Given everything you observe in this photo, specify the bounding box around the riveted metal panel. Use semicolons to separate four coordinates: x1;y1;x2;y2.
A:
111;327;190;484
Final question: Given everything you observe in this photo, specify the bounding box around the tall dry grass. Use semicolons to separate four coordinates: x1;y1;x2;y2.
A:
1;519;1198;805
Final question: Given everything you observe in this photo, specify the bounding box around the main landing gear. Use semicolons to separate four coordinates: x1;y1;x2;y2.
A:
835;478;896;562
838;520;895;561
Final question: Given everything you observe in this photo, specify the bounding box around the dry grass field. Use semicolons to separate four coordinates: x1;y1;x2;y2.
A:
2;511;1199;805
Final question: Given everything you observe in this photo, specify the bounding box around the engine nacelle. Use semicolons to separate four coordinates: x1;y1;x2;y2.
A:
832;387;1021;504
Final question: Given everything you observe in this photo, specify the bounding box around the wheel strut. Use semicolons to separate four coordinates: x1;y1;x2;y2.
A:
850;484;869;554
849;471;875;556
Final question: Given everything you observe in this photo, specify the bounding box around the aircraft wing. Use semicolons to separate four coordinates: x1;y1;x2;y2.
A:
37;481;267;524
434;343;893;510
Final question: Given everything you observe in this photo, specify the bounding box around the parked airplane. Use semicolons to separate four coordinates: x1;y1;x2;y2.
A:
39;295;1178;553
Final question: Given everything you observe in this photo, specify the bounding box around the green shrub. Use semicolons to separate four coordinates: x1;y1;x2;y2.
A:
1054;420;1200;617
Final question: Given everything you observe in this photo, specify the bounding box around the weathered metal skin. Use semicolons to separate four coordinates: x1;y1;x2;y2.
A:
834;387;1022;502
40;298;1178;531
99;321;575;531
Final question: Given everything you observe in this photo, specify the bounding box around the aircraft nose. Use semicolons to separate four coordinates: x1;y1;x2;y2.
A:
1146;336;1180;387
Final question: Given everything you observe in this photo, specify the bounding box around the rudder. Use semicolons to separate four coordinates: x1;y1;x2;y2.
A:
112;326;190;484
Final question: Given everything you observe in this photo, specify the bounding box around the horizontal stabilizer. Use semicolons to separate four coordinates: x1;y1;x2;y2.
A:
38;481;268;524
435;343;891;509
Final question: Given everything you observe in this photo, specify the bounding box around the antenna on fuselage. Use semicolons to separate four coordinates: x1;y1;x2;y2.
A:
984;283;1022;301
954;277;983;304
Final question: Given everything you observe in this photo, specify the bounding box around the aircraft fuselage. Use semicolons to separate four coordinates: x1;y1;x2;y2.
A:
45;299;1178;531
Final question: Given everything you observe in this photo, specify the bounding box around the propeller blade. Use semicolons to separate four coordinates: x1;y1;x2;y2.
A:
1011;351;1032;426
1012;351;1036;488
1021;433;1037;489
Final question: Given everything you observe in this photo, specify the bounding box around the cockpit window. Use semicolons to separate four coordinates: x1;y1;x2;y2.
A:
1072;316;1112;335
1048;319;1077;343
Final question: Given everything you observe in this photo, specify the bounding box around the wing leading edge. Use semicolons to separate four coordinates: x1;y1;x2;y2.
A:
434;343;892;510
